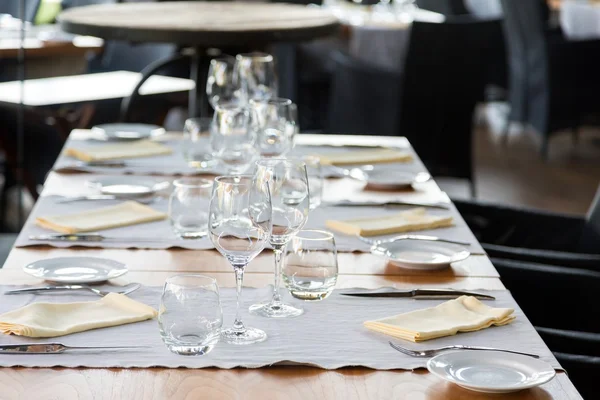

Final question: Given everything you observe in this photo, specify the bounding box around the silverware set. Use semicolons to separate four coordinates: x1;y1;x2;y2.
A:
4;283;141;297
357;234;471;247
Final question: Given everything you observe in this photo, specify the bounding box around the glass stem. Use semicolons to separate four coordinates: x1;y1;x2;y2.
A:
232;264;246;332
271;245;284;305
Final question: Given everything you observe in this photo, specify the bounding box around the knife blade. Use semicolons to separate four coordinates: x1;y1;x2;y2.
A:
323;201;450;210
340;289;495;300
28;233;171;243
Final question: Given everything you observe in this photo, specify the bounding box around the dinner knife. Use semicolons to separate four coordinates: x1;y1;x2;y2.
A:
0;343;150;354
28;233;173;243
340;289;495;300
323;201;450;210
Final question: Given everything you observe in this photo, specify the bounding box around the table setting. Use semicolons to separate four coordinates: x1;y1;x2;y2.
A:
0;49;570;396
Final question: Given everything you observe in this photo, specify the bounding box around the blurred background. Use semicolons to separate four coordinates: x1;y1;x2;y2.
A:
0;0;599;231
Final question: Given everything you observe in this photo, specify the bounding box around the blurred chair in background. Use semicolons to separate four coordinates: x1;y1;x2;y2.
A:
328;17;502;197
500;0;600;158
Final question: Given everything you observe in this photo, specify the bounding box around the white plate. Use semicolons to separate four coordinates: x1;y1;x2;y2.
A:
91;123;165;141
352;168;430;190
371;240;470;270
23;257;128;283
427;350;556;393
86;177;170;197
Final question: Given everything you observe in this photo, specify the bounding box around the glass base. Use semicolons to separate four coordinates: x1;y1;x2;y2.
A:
249;301;304;318
221;326;267;345
162;334;217;356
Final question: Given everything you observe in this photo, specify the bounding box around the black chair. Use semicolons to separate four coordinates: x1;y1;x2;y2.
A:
455;185;600;269
328;17;502;196
500;0;600;158
0;234;17;267
415;0;468;15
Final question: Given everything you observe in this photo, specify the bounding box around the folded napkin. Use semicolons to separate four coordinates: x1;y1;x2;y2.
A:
326;207;452;237
365;296;515;342
65;140;172;162
36;201;167;234
314;149;413;166
0;293;157;338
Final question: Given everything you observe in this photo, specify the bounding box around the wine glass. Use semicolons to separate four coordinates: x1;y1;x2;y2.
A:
182;118;217;169
302;156;323;210
206;56;241;109
211;104;258;174
249;159;310;318
208;175;272;344
250;98;297;158
234;52;278;104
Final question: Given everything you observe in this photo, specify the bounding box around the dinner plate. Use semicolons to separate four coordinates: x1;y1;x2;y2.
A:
427;350;556;393
86;177;170;197
23;257;128;283
352;167;431;190
370;240;470;270
91;123;165;141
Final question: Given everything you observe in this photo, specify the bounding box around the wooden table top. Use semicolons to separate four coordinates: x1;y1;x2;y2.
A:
0;134;582;399
58;1;340;47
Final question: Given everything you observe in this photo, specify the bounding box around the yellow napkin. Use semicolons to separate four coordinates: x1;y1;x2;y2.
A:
365;296;515;342
65;140;172;162
0;293;157;338
326;207;452;237
314;149;413;165
36;201;167;234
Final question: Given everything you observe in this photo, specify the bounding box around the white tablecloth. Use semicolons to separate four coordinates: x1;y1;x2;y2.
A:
560;1;600;39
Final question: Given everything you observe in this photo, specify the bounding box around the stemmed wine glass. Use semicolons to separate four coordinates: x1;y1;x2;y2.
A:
211;104;258;174
250;98;297;158
234;52;278;104
249;159;310;318
208;175;273;344
206;56;241;109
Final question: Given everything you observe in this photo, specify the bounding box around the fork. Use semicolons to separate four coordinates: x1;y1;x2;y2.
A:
389;341;539;358
4;283;141;297
358;234;471;247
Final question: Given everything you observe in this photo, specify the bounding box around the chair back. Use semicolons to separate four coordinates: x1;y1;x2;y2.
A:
399;16;500;182
327;51;401;136
415;0;468;15
580;184;600;253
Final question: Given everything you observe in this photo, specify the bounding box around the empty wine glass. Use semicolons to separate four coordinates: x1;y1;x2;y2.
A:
211;104;258;174
283;230;338;301
206;56;241;109
249;159;310;318
234;52;278;104
250;98;297;158
158;274;223;355
208;175;272;344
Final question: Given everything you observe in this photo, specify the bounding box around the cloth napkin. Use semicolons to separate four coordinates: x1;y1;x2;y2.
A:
36;201;167;234
0;293;157;338
65;140;172;162
325;207;452;237
313;148;413;165
365;296;515;342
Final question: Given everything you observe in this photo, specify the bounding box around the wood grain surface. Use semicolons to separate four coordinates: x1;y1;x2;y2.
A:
59;2;340;46
0;134;582;399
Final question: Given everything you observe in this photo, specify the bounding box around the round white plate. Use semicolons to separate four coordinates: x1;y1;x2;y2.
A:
353;167;431;190
91;123;165;141
371;240;470;270
427;350;556;393
86;177;170;197
23;257;128;283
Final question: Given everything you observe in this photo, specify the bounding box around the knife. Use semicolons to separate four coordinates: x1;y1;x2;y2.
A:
0;343;150;354
323;201;450;210
28;233;172;243
340;289;495;300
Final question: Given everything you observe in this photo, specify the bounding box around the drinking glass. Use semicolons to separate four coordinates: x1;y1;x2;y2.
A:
169;178;213;239
249;159;310;318
182;118;217;169
302;156;323;210
234;52;278;104
250;98;297;158
206;56;241;109
208;175;272;344
211;104;258;174
283;230;338;301
158;274;223;355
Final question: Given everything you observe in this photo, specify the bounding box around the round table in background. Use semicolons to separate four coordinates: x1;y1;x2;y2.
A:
58;1;340;117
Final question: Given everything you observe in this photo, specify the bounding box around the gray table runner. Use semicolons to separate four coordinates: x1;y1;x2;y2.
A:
0;286;561;370
15;196;484;253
